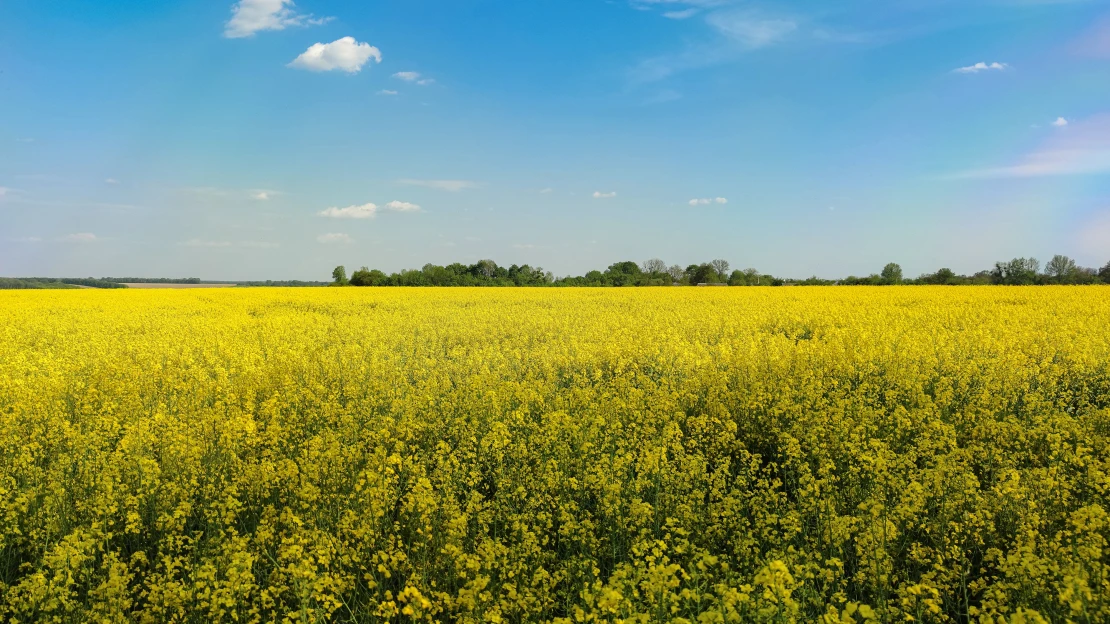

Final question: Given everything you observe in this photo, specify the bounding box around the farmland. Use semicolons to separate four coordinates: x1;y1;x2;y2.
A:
0;287;1107;622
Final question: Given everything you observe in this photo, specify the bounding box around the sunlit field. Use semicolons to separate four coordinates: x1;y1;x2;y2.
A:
1;287;1108;623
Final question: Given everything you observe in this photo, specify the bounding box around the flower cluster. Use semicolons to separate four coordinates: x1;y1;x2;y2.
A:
0;287;1107;622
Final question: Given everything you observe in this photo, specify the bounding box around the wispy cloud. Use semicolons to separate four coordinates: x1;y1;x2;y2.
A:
377;89;399;96
705;11;797;48
945;114;1110;179
59;233;96;243
393;71;436;85
539;187;554;194
512;243;536;249
105;178;120;185
953;61;1008;74
397;179;479;192
9;236;42;243
317;233;352;244
289;37;382;73
0;187;9;198
593;191;617;198
689;197;728;205
663;8;701;19
224;0;332;38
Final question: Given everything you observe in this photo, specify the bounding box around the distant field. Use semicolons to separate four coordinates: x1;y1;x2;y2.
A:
120;282;237;289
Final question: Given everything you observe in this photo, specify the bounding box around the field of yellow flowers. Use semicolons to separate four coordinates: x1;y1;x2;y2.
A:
1;287;1108;623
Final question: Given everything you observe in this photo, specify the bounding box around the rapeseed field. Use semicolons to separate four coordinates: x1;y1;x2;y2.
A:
1;287;1107;623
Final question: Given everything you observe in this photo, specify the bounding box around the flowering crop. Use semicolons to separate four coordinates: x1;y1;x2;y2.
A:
1;287;1108;623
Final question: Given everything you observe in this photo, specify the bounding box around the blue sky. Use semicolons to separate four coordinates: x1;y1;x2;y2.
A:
1;0;1108;280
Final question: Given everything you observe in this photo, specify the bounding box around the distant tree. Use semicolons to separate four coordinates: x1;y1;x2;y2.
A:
475;259;498;279
1045;254;1078;283
881;262;903;284
992;257;1040;285
743;268;760;285
934;268;956;284
728;269;745;286
688;263;720;285
350;267;387;286
1100;261;1110;284
710;259;730;279
667;265;684;282
642;258;666;275
332;266;348;285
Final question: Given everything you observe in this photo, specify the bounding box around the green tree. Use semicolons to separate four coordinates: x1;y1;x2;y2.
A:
1100;261;1110;284
332;265;348;285
710;259;730;280
881;262;903;284
1045;254;1078;283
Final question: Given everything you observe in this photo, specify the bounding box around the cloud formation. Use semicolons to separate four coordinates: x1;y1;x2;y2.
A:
593;191;617;198
384;200;421;212
319;203;379;219
397;179;479;192
688;197;728;205
289;37;382;73
319;200;421;218
224;0;331;38
105;178;119;185
377;89;398;96
317;233;352;244
1052;117;1069;127
953;61;1008;74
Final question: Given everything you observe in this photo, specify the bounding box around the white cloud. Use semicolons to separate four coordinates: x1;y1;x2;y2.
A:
319;202;378;219
513;243;536;249
289;37;382;73
1052;117;1069;127
317;233;352;244
251;190;275;200
705;12;797;48
377;89;399;96
593;191;617;198
688;197;728;206
397;179;479;192
953;61;1008;74
539;188;554;194
105;178;119;184
224;0;331;38
946;113;1110;179
60;233;96;243
10;236;42;243
319;200;420;218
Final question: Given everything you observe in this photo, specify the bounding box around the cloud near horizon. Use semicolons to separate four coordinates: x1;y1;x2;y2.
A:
317;233;352;244
289;37;382;73
593;191;617;198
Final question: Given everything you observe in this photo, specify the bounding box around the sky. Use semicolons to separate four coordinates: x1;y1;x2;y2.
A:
1;0;1108;280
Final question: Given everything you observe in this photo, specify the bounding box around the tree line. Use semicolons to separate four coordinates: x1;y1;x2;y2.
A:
331;255;1110;287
